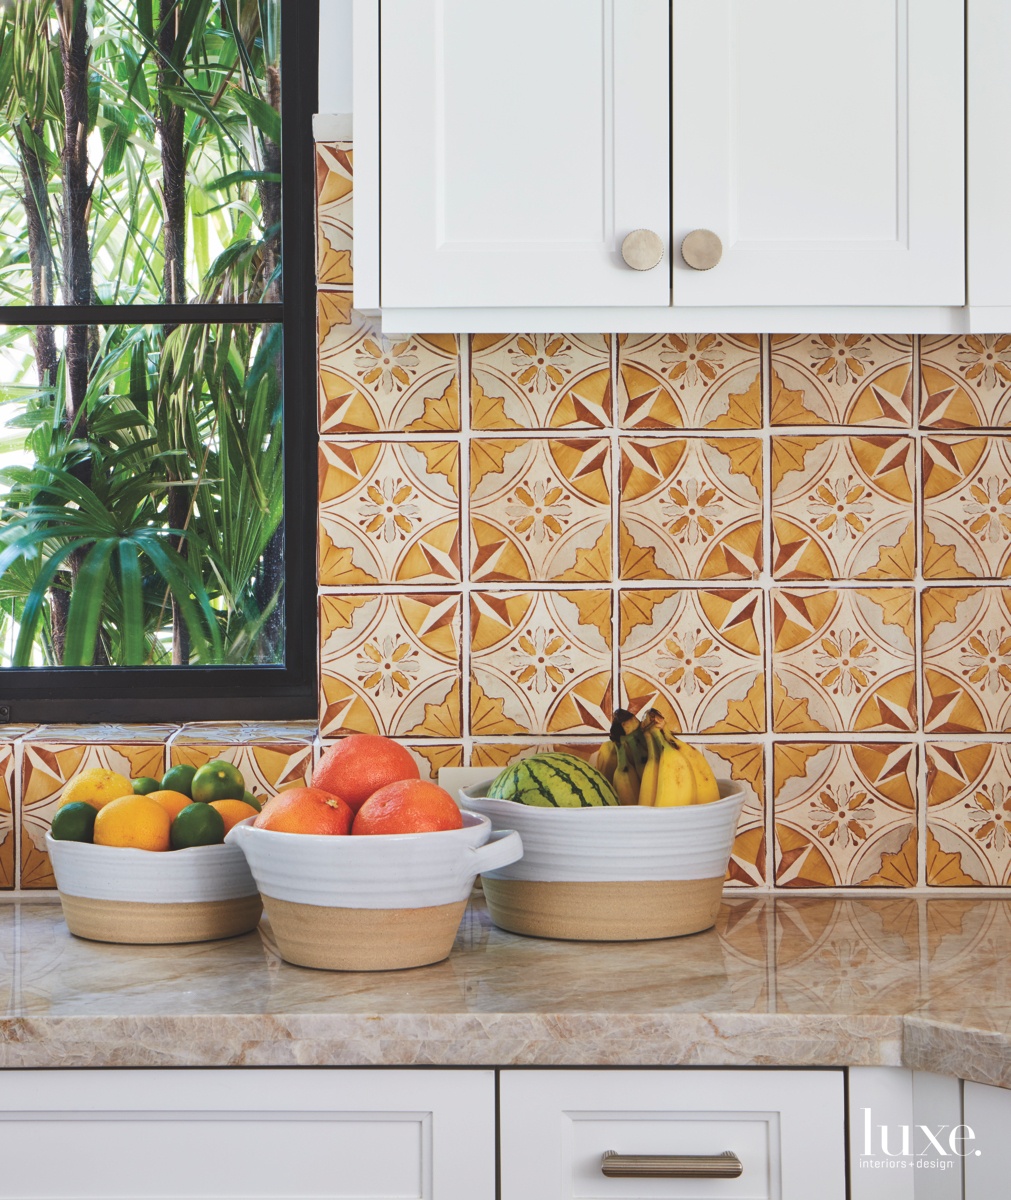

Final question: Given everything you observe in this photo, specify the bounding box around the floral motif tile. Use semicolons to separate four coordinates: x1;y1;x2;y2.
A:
470;334;611;431
617;334;762;430
619;437;763;581
772;588;917;733
315;142;353;286
921;335;1011;429
319;439;461;585
320;593;462;739
470;438;610;583
773;742;917;887
20;729;172;888
771;435;915;580
922;587;1011;733
923;436;1011;580
470;591;612;735
619;589;765;734
926;742;1011;886
170;723;316;801
318;304;460;435
770;335;913;426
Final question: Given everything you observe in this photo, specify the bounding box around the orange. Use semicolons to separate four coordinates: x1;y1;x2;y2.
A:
352;780;463;836
253;786;353;835
93;794;171;851
58;768;133;812
147;790;193;822
312;734;419;814
210;799;261;834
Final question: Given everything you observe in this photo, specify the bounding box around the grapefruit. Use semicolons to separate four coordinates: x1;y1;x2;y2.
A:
253;786;354;835
352;780;463;836
312;735;419;814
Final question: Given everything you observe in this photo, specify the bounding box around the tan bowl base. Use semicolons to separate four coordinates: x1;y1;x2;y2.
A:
60;894;263;945
482;877;725;941
262;896;468;971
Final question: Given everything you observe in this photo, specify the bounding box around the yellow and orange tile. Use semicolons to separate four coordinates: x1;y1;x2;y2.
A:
772;588;917;733
617;333;762;430
170;723;317;801
470;438;610;584
471;334;611;431
315;142;353;286
700;742;766;887
467;741;601;769
773;741;917;887
320;593;462;739
923;435;1011;579
20;725;174;888
926;742;1011;886
922;586;1011;733
619;436;763;581
771;435;915;580
0;728;30;889
318;305;460;435
921;335;1011;429
770;335;913;426
619;588;765;734
470;591;612;736
319;439;461;585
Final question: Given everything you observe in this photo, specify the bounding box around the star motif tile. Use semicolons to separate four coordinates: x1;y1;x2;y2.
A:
921;335;1011;428
770;334;913;426
926;741;1011;886
923;436;1011;579
701;741;766;886
620;437;763;581
0;739;20;889
617;333;762;429
922;587;1011;733
315;142;353;286
772;588;916;733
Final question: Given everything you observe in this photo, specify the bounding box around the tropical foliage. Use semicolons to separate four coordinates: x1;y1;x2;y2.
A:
0;0;285;668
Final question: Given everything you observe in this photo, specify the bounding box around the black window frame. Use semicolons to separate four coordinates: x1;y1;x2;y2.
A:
0;0;319;725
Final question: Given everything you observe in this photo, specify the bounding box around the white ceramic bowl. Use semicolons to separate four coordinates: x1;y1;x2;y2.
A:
458;777;746;942
227;813;522;971
45;834;262;945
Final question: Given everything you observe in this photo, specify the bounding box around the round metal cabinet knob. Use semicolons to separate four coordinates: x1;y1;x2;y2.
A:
621;229;664;272
681;229;723;271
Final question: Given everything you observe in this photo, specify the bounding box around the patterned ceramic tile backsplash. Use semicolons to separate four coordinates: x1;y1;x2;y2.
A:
3;144;1009;894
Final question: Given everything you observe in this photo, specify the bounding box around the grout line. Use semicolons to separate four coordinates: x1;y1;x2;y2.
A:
761;334;775;888
913;333;928;888
460;336;473;767
610;335;621;724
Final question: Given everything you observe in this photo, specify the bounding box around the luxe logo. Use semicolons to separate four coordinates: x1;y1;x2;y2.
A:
859;1108;980;1172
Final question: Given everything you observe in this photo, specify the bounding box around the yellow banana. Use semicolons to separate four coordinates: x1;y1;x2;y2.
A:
666;735;721;805
637;731;662;806
654;738;697;807
595;738;618;783
613;742;640;806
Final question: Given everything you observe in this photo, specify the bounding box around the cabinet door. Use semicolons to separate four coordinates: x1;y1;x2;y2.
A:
0;1069;495;1200
379;0;670;309
964;1081;1011;1199
500;1069;846;1200
672;0;964;307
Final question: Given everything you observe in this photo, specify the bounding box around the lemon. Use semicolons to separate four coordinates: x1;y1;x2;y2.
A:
58;768;133;812
93;795;171;851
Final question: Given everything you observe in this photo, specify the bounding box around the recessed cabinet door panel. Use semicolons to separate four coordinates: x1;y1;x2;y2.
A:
380;0;670;308
672;0;964;307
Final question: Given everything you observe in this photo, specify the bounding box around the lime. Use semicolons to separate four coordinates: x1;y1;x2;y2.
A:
161;764;196;798
51;801;98;843
191;760;245;804
242;790;263;812
170;803;226;849
132;777;161;796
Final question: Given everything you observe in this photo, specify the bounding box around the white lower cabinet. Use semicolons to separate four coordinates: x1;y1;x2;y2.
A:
963;1081;1011;1200
499;1069;846;1200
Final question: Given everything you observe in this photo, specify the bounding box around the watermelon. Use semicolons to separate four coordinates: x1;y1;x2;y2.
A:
488;752;619;808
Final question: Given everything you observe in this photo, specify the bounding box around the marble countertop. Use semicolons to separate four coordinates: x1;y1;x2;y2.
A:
2;894;1009;1088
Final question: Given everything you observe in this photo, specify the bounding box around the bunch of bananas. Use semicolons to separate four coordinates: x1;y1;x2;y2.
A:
594;709;721;807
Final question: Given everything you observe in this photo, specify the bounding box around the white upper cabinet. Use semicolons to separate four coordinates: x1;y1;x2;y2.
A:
672;0;965;308
379;0;671;309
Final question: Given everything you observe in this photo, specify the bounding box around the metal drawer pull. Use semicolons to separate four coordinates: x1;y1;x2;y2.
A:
601;1150;743;1179
681;229;723;270
621;229;665;271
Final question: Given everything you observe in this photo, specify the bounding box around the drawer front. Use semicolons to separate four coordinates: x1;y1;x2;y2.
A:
500;1070;845;1200
0;1069;495;1200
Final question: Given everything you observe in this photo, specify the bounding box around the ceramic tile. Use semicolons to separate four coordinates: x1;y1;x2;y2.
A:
0;741;17;888
772;588;917;733
319;439;461;585
470;438;610;584
926;742;1011;886
773;742;917;888
771;435;915;580
467;741;600;769
920;335;1011;429
315;142;353;286
923;435;1011;579
319;593;462;739
318;304;460;435
619;589;765;734
701;742;766;887
617;333;762;430
470;334;611;431
922;586;1011;733
770;334;914;426
168;742;312;802
171;723;317;745
470;591;612;736
619;437;763;581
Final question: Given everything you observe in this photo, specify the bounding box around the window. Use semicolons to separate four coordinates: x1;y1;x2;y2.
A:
0;0;317;722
